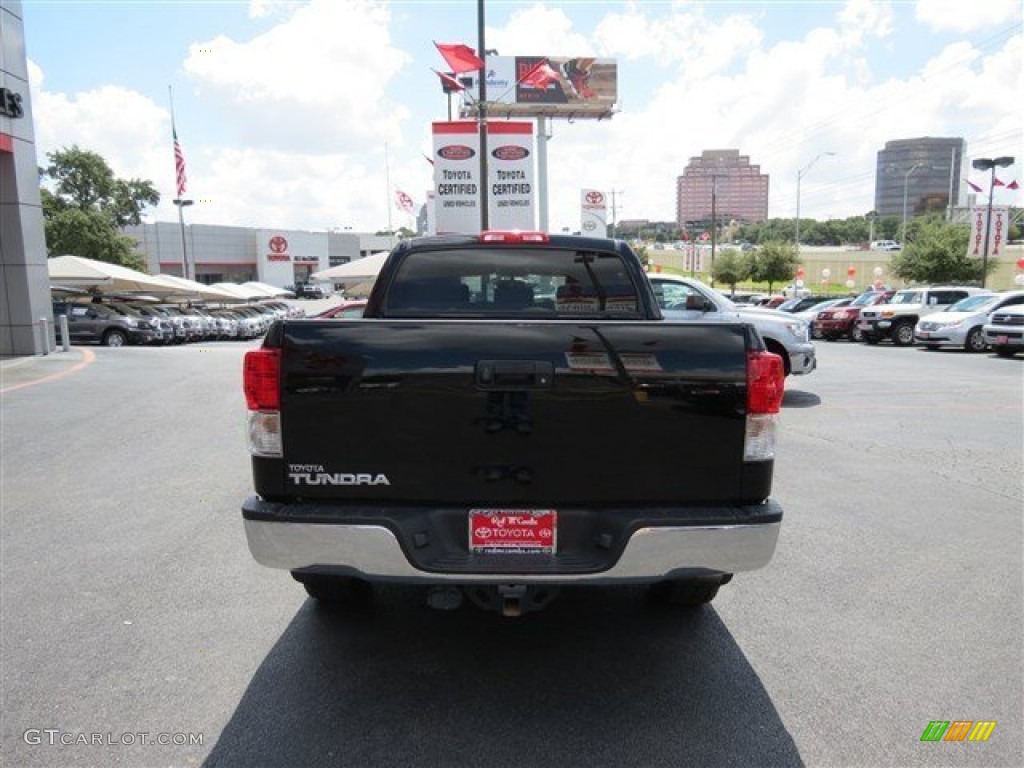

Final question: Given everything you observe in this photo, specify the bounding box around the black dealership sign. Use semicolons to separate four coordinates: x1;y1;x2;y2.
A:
0;87;24;119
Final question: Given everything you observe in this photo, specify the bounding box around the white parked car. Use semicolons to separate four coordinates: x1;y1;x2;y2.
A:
983;303;1024;357
915;291;1024;352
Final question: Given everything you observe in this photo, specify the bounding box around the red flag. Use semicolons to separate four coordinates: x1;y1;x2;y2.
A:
395;189;414;214
520;60;561;89
434;42;484;74
173;127;187;198
993;177;1006;187
966;180;983;193
1007;180;1019;190
433;69;464;93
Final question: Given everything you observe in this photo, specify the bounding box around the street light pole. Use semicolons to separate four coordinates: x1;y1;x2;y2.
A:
795;152;835;257
972;155;1015;289
901;163;923;244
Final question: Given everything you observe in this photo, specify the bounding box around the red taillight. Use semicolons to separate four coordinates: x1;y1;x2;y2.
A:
747;350;784;414
244;348;281;410
479;230;550;243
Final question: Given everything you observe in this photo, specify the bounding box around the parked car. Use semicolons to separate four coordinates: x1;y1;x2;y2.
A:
870;240;901;251
774;295;834;314
915;291;1024;352
649;274;816;377
794;298;854;339
52;301;160;347
313;300;368;319
815;289;896;342
293;283;332;299
982;304;1024;357
857;286;987;346
105;301;174;345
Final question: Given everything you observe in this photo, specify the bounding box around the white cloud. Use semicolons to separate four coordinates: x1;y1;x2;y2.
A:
487;4;593;58
915;0;1021;33
184;0;411;152
29;73;170;190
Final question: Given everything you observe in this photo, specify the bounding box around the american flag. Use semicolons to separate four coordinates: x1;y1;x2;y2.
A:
173;127;187;198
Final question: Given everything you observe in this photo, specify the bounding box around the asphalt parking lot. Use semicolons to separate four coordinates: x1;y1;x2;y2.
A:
1;336;1021;767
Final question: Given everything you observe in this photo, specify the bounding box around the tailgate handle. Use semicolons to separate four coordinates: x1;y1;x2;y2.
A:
476;360;553;390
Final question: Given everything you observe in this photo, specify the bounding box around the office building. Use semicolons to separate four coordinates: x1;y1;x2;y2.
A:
676;150;769;228
874;137;965;219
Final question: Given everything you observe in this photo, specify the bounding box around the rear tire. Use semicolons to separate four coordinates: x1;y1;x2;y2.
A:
649;579;721;608
965;327;986;353
293;573;372;609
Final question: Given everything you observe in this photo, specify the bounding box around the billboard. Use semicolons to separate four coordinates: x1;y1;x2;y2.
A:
432;121;535;234
581;189;607;236
461;56;617;119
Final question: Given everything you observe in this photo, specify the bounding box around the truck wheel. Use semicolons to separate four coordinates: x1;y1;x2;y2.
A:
849;325;864;343
649;579;720;608
293;573;372;608
891;321;915;346
103;329;127;347
965;327;986;353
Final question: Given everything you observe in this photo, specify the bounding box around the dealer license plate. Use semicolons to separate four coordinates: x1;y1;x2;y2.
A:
469;509;557;554
997;335;1009;344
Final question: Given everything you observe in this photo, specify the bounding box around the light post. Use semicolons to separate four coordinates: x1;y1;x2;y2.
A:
172;198;194;280
972;155;1015;289
795;152;835;257
900;163;923;244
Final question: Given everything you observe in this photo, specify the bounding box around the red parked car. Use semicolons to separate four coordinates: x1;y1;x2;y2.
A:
312;300;368;319
815;290;895;341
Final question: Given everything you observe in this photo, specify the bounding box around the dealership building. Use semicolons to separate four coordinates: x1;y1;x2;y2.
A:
123;223;399;289
1;0;51;356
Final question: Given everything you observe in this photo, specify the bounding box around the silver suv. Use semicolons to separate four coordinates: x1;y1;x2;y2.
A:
649;274;816;376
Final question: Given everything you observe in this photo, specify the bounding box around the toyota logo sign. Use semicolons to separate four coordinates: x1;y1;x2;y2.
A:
269;236;289;254
585;191;604;205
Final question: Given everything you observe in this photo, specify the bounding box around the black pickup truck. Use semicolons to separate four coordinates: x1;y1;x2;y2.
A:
242;232;784;616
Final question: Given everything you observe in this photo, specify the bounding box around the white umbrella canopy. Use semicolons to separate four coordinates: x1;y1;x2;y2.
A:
47;255;182;294
154;275;246;302
311;251;391;282
209;282;268;300
241;281;295;298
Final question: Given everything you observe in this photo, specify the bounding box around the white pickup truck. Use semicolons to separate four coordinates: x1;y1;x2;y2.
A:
648;274;817;377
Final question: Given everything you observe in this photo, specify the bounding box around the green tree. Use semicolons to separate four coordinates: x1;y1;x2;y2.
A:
711;249;749;294
751;240;799;292
891;215;993;285
41;146;158;269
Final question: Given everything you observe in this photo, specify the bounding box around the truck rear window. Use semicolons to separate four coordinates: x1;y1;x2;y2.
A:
383;247;642;318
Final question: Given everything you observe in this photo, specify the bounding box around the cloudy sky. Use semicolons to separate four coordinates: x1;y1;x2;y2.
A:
23;0;1023;234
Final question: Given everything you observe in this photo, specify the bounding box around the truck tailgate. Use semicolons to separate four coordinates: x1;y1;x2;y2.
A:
256;319;767;505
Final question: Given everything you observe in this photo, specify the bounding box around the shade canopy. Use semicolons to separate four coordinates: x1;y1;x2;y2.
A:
154;275;246;302
311;251;391;282
241;281;295;298
209;282;270;300
48;255;182;295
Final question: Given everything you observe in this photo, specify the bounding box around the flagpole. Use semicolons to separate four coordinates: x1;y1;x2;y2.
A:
477;0;489;232
168;85;193;280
